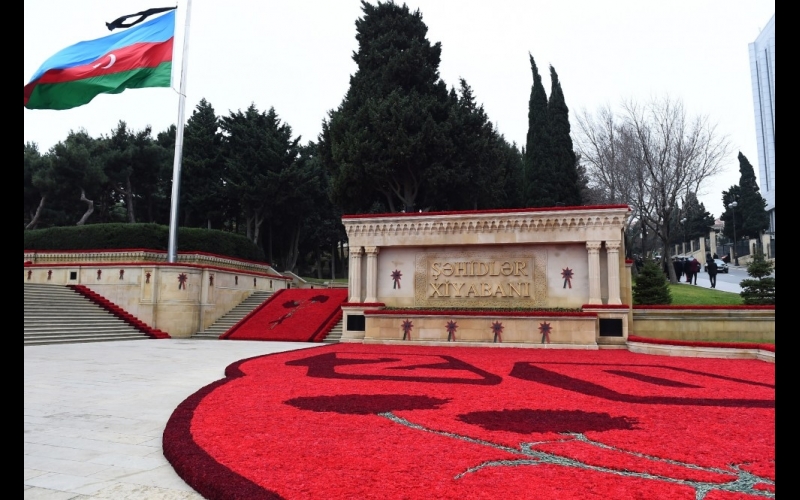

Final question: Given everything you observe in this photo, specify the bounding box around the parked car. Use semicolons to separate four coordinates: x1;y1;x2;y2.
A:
712;258;728;273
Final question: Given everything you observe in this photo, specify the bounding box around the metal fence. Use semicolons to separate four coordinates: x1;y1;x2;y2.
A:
717;241;751;261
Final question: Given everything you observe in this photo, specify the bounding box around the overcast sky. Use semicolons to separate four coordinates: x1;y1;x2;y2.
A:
23;0;774;217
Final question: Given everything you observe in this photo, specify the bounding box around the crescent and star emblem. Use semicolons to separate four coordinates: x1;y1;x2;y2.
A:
92;53;116;69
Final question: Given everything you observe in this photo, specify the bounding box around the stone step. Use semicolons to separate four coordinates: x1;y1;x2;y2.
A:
24;330;143;339
192;291;274;339
322;318;345;343
24;284;152;345
22;322;140;333
24;315;128;324
24;304;109;311
25;336;147;346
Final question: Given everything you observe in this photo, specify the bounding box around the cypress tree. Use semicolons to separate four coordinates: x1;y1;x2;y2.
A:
546;65;582;206
523;54;551;207
735;152;770;239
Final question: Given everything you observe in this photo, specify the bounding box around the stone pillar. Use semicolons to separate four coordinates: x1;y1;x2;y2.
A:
586;241;603;305
348;247;363;303
605;241;622;305
709;230;717;256
364;246;380;303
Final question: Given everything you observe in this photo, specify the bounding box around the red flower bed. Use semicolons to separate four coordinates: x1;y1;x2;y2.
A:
223;289;348;342
69;285;169;338
164;345;774;499
628;335;775;353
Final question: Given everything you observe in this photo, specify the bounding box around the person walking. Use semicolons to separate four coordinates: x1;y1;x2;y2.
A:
707;259;718;288
673;257;684;282
690;257;701;285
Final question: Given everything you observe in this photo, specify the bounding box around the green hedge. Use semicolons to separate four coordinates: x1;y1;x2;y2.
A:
24;223;267;262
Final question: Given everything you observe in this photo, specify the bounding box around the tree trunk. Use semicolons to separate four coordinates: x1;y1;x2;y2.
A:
245;215;253;242
283;226;301;272
26;195;46;230
252;211;265;245
315;248;322;279
331;243;336;280
125;178;136;223
381;191;396;213
76;189;94;226
207;219;212;230
267;223;274;265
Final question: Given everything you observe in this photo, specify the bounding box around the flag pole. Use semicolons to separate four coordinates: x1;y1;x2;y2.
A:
167;0;192;263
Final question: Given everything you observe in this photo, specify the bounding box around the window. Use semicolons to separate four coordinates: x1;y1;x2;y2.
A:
599;318;623;337
346;314;366;332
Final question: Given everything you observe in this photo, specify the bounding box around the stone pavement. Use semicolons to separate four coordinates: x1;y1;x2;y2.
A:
679;271;742;294
24;339;318;500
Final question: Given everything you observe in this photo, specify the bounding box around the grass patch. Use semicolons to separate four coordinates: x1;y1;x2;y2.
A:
668;283;744;305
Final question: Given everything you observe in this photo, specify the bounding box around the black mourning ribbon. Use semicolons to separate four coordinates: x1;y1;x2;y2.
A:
106;6;177;31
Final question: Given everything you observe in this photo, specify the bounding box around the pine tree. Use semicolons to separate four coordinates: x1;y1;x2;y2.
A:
523;54;551;207
546;65;582;206
721;153;769;241
633;259;672;305
739;249;775;305
681;192;715;241
182;98;223;228
323;0;451;213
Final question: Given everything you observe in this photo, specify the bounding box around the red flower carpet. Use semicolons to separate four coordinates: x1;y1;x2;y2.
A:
163;345;774;499
223;289;347;342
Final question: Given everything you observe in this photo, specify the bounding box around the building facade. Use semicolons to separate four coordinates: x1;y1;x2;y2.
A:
748;14;775;239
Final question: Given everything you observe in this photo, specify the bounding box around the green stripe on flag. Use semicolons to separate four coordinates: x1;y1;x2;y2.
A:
26;62;172;110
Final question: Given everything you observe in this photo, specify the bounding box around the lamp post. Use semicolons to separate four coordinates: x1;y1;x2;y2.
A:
728;201;739;266
680;218;687;255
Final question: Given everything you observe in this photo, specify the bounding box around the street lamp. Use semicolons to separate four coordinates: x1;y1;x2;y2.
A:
728;201;739;266
680;218;687;254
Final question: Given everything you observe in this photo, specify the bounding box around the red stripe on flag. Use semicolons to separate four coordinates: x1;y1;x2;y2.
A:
25;39;173;100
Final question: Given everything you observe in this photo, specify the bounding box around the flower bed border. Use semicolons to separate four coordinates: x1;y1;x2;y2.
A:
627;335;775;352
364;309;596;318
633;305;774;310
582;304;630;309
68;285;170;339
342;204;630;219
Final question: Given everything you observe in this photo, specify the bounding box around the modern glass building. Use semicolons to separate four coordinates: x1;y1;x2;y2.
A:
748;14;775;240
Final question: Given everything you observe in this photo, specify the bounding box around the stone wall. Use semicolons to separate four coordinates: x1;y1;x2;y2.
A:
631;307;775;343
24;251;291;337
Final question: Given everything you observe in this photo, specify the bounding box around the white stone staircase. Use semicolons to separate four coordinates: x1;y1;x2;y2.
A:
192;291;274;339
322;317;344;343
24;283;150;345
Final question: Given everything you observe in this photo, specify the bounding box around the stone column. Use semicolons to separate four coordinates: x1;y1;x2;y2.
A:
586;241;603;305
709;230;717;256
605;241;622;305
349;247;363;303
364;246;380;303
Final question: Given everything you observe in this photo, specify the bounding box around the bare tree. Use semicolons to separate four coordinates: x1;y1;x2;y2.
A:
575;104;638;205
576;96;731;283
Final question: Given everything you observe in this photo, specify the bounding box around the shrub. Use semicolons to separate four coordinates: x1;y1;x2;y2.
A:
23;223;266;262
633;259;672;305
740;251;775;305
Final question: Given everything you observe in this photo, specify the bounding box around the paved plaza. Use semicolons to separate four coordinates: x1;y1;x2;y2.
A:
24;340;318;499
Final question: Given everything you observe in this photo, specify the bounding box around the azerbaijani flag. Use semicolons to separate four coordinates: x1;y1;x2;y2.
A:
24;9;175;110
